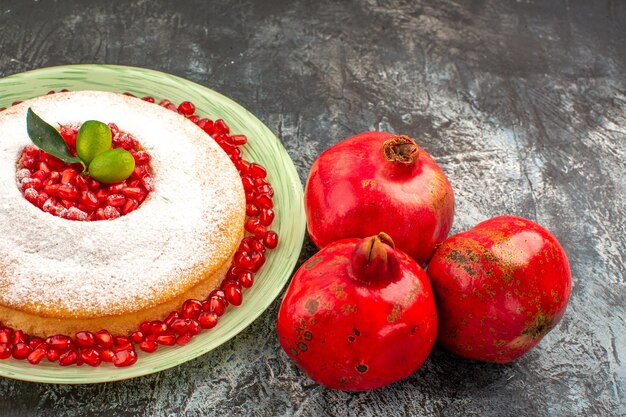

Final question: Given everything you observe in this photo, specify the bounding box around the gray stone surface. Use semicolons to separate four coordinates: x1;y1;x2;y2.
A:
0;0;624;415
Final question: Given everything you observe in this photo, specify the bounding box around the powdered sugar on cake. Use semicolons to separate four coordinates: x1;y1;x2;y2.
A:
0;91;245;317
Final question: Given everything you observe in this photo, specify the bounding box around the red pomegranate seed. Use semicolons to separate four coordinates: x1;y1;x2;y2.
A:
27;346;47;365
239;272;254;288
46;335;73;353
255;194;273;209
112;349;137;367
263;231;279;249
187;320;200;335
222;280;243;306
245;217;260;233
207;296;227;316
260;208;275;226
241;176;255;192
32;170;48;181
57;184;78;200
80;348;101;367
182;299;202;319
0;329;11;344
170;319;191;333
150;321;168;336
75;174;89;191
13;330;28;345
100;349;115;362
46;348;59;362
122;198;139;215
95;330;114;348
79;191;99;211
21;178;42;190
163;312;180;327
106;194;126;207
108;182;126;193
114;336;132;352
229;135;247;146
61;168;78;185
58;349;78;366
177;101;195;116
104;206;120;219
214;119;229;134
0;344;11;359
249;163;267;179
245;203;260;216
253;225;267;240
12;342;32;360
29;337;44;349
198;312;219;329
132;151;151;165
75;331;96;348
176;333;193;346
188;115;200;123
139;340;158;353
131;331;145;343
157;335;176;346
251;252;266;272
123;92;136;97
142;96;155;103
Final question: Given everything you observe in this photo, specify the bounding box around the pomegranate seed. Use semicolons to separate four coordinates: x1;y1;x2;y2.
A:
122;198;139;215
177;101;195;116
255;194;273;209
46;335;73;353
60;199;76;209
150;321;168;336
182;299;202;319
66;207;87;221
139;340;158;353
123;92;136;97
170;319;191;333
142;96;155;103
108;182;126;193
157;335;176;346
114;336;132;352
249;237;265;253
253;225;267;240
260;208;275;226
131;331;145;343
46;348;60;362
198;312;219;329
229;135;247;146
132;151;151;165
263;231;279;249
245;203;260;216
95;208;106;220
32;170;48;181
187;320;200;335
80;348;101;367
29;337;44;349
12;342;32;360
245;217;260;233
58;350;78;366
214;119;230;134
207;295;227;316
251;252;266;272
222;280;243;306
241;176;255;192
80;191;99;211
95;330;114;348
106;194;126;207
239;272;254;288
21;178;42;190
0;344;11;359
57;184;78;200
89;179;100;191
23;188;38;204
75;331;96;348
27;346;47;365
249;163;267;179
176;333;193;346
163;312;180;326
61;168;78;184
12;331;31;345
103;206;120;219
100;349;115;362
112;349;137;367
75;174;89;191
188;115;200;123
0;329;11;344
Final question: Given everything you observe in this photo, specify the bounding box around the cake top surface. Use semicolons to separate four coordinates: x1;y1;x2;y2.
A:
0;91;245;318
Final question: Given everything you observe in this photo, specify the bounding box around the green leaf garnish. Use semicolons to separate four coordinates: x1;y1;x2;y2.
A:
26;108;82;164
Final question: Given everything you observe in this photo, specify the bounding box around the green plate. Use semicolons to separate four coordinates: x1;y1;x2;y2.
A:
0;65;305;384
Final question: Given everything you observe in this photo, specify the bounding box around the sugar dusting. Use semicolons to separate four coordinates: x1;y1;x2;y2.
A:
0;91;245;317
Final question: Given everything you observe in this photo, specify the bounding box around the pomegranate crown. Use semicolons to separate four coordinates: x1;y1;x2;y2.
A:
350;232;400;285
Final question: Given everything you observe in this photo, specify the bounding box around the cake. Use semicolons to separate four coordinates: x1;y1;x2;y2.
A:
0;91;246;339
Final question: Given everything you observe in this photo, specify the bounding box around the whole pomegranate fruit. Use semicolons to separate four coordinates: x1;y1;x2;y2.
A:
304;132;454;265
276;233;438;391
427;216;572;363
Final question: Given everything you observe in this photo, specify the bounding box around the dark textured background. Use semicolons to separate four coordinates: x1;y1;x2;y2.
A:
0;0;624;416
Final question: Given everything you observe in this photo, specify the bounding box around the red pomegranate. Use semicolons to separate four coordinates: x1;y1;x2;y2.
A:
276;233;438;391
427;216;572;363
304;132;454;265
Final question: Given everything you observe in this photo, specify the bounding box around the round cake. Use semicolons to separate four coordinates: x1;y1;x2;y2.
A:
0;91;246;337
